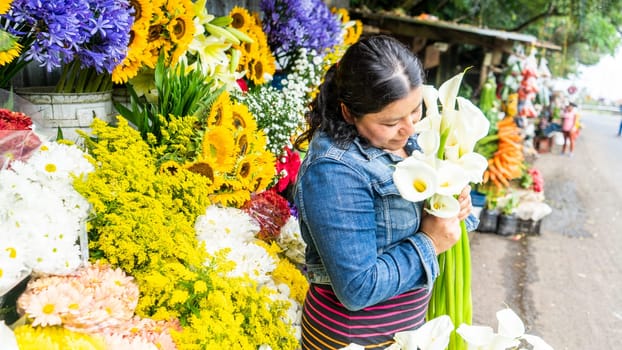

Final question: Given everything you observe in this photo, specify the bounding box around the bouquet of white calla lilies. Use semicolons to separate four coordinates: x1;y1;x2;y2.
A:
391;70;492;350
456;308;553;350
387;315;454;350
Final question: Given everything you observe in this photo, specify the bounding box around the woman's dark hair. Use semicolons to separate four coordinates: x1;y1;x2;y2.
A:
294;35;425;150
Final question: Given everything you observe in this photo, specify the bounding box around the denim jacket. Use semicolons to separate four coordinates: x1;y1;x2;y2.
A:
294;132;478;311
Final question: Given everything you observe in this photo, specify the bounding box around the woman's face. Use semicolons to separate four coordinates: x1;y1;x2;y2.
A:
352;87;423;153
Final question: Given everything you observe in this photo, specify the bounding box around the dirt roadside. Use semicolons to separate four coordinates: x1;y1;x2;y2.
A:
469;112;622;349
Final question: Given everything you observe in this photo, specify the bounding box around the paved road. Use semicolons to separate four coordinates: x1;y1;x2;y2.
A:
469;111;622;349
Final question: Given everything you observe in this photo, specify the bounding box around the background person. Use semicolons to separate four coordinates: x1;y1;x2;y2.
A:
561;102;578;156
293;35;478;349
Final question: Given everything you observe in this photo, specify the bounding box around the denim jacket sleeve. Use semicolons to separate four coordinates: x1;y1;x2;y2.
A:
296;157;439;311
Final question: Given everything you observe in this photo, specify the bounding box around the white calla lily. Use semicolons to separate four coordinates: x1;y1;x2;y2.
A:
456;324;495;347
424;194;460;218
416;130;440;157
438;72;464;112
496;308;525;339
393;315;454;350
455;96;491;154
393;157;438;202
522;334;554;350
0;321;18;350
435;160;469;196
457;152;489;183
422;84;440;119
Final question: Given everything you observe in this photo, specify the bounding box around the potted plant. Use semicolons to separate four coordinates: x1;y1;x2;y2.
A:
497;193;519;236
477;195;500;233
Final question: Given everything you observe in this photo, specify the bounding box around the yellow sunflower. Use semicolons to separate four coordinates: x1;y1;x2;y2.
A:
234;154;256;190
234;129;251;156
230;103;257;131
229;6;254;30
201;126;237;173
0;32;21;67
185;160;223;188
166;10;194;47
209;186;250;208
249;150;277;192
345;20;363;46
129;0;153;26
0;0;13;14
159;160;182;175
207;91;234;127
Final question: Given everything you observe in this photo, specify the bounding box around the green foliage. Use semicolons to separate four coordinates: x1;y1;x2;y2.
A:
349;0;622;77
114;55;222;141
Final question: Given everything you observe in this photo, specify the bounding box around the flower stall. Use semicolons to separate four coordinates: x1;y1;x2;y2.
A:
0;1;553;349
0;0;362;348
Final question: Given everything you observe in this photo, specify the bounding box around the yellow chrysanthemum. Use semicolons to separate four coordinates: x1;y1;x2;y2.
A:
207;92;234;127
230;103;257;131
201;126;237;173
0;0;13;14
229;6;254;30
14;325;106;349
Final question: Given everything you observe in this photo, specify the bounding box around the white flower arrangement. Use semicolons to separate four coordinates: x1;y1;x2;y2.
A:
277;215;306;265
0;142;93;293
340;307;553;350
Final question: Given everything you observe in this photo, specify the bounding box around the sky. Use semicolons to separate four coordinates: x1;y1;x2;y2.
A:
576;48;622;103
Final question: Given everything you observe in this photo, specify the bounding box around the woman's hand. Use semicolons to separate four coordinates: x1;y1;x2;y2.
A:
457;185;473;221
420;185;472;254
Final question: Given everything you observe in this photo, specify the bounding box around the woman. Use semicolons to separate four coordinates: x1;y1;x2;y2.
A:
293;35;478;349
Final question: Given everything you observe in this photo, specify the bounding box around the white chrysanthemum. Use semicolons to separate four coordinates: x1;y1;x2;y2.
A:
225;242;276;285
278;216;306;265
195;205;259;251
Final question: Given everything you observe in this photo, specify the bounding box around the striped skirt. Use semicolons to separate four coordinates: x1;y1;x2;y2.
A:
301;284;431;350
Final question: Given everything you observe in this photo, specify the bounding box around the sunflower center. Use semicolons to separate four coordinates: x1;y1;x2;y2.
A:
231;14;244;28
237;135;248;155
130;0;143;21
240;162;251;178
413;179;427;193
187;162;215;182
172;18;186;40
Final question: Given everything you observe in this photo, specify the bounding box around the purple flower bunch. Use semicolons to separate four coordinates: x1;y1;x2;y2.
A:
260;0;341;67
3;0;133;74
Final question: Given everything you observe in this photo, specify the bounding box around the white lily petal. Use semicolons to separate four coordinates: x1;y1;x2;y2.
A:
417;130;440;156
458;152;489;183
456;324;495;346
436;160;469;196
422;85;440;118
443;137;460;161
521;334;554;350
489;334;521;350
438;72;464;111
393;315;453;350
0;321;18;350
457;96;490;142
425;194;460;218
393;157;438;202
496;308;525;339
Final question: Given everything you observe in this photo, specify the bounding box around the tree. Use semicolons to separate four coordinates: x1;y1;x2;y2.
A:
350;0;622;76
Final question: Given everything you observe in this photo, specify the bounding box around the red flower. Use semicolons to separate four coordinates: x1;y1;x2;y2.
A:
528;168;544;192
242;189;291;242
0;108;42;169
236;78;249;92
274;146;301;193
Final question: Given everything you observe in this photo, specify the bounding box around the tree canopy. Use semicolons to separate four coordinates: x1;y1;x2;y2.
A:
351;0;622;76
